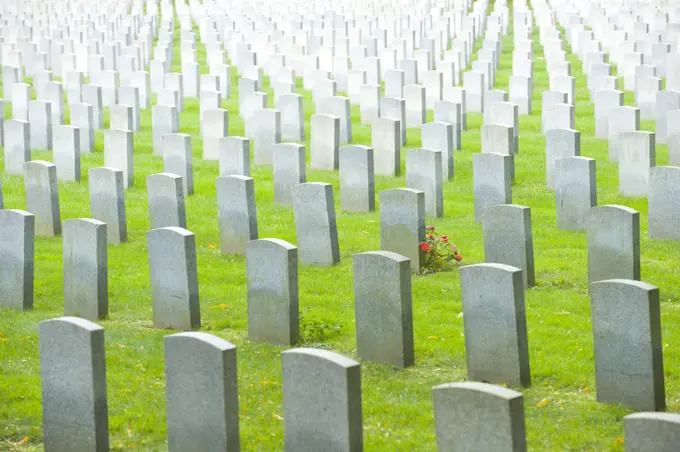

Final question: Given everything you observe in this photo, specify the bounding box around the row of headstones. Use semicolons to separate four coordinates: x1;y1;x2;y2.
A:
36;315;680;451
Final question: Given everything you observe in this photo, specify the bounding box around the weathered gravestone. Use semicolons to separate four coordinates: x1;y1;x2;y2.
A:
353;251;414;368
104;129;134;188
39;317;109;451
587;205;640;283
380;96;407;145
24;161;61;236
317;96;352;144
380;188;425;273
406;149;443;217
246;239;299;346
624;412;680;452
147;227;200;330
282;348;363;452
482;205;535;288
545;128;580;189
202;108;228;160
152;104;180;155
433;382;526;452
608;106;640;162
63;219;107;321
163;133;193;196
589;279;664;411
29;100;52;150
147;173;186;230
460;263;531;387
433;101;462;150
89;167;127;244
555;157;597;231
0;210;34;310
278;94;305;142
422;121;454;180
292;183;340;266
273;143;306;206
4;119;30;175
216;175;258;255
648;166;680;241
52;125;81;181
339;145;375;212
473;153;512;223
372;117;401;176
219;137;250;177
618;131;655;197
310;114;340;170
252;109;282;165
594;90;623;139
70;103;95;154
164;332;240;452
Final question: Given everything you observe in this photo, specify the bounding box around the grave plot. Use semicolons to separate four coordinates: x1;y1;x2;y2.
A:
1;0;680;449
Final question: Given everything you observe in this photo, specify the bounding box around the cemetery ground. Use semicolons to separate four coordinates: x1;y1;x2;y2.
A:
2;16;680;452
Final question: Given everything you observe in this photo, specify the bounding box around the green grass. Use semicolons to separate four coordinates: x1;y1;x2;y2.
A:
2;9;680;452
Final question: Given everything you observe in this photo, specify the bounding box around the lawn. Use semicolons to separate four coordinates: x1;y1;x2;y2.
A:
1;6;679;452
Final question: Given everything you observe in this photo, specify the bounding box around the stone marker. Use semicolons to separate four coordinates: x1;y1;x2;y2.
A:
406;149;443;217
89;167;127;244
70;103;95;154
422;122;454;180
648;166;680;240
372;117;400;176
164;332;240;452
39;317;109;452
587;205;640;283
618;131;655;197
152;104;180;155
278;93;305;141
624;412;680;452
433;101;462;150
251;109;281;165
246;238;299;346
589;279;664;411
380;96;407;144
29;100;52;150
202;108;228;160
482;205;535;288
147;227;200;331
53;125;81;181
282;348;362;451
545;128;580;189
473;153;512;223
433;382;526;452
63;219;108;320
317;96;352;144
104;129;134;188
147;173;186;229
380;188;425;273
542;103;574;133
292;183;340;266
273;143;306;206
353;251;414;368
555;157;597;231
216;175;258;255
594;90;623;139
0;210;34;310
218;136;250;177
404;84;426;128
24;161;61;236
608;106;640;162
310;114;340;170
4;119;30;175
339;145;375;212
163;133;193;196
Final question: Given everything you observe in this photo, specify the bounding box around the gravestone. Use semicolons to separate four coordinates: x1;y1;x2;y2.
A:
104;129;134;188
147;173;186;230
273;143;306;206
0;210;34;310
147;227;200;331
246;239;299;346
216;175;258;255
219;137;250;177
310;114;340;170
618;131;655;197
4;120;30;175
594;90;624;139
473;153;512;223
252;109;281;165
482;205;535;288
24;161;61;236
587;205;640;282
63;219;107;320
70;103;95;154
292;183;340;266
163;133;193;195
608;106;640;162
353;251;414;368
372;117;401;176
433;101;462;150
541;90;567;132
464;70;485;112
624;413;680;452
380;188;425;273
89;167;127;244
39;317;109;452
53;125;81;181
317;96;352;144
422;122;454;180
165;333;240;452
359;84;380;124
152;104;180;156
648;166;680;240
278;94;305;141
589;279;664;411
555;157;597;231
339;145;375;212
202;109;228;160
545;128;580;189
433;382;526;452
29;100;52;149
542;103;574;133
282;349;362;451
380;96;407;145
406;149;443;217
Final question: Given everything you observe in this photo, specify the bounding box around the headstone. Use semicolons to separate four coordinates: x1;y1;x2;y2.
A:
310;114;340;170
4;120;30;175
152;104;180;156
246;239;299;346
147;173;186;230
555;157;597;231
463;71;485;113
292;183;340;267
359;84;380;125
163;134;193;196
29;100;52;150
317;96;352;144
509;75;532;114
24;161;61;236
202;109;228;160
473;153;512;223
353;251;414;367
164;333;240;452
39;317;109;452
545;128;580;189
0;210;34;310
147;227;200;331
648;166;680;240
433;101;462;150
655;91;680;143
624;413;680;451
380;188;425;273
252;109;281;165
82;84;104;128
104;129;133;188
380;96;406;145
608;106;640;162
372;117;400;176
406;149;443;217
618;131;655;197
587;205;640;282
433;382;526;452
339;145;375;212
52;125;80;182
589;279;664;411
278;94;305;141
273;143;306;206
70;103;95;154
216;175;258;255
63;219;107;320
282;349;362;451
542;103;574;133
404;84;426;128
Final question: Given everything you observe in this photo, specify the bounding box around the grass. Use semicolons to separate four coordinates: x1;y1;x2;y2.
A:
1;6;680;452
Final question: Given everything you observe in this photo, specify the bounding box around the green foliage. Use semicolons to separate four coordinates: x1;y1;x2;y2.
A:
298;308;343;347
420;225;463;275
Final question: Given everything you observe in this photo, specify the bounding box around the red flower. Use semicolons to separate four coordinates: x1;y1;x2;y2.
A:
438;235;448;242
426;225;435;232
454;254;462;261
427;234;434;239
420;242;431;252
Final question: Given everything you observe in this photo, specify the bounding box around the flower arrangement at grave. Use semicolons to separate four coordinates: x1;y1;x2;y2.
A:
420;225;462;274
